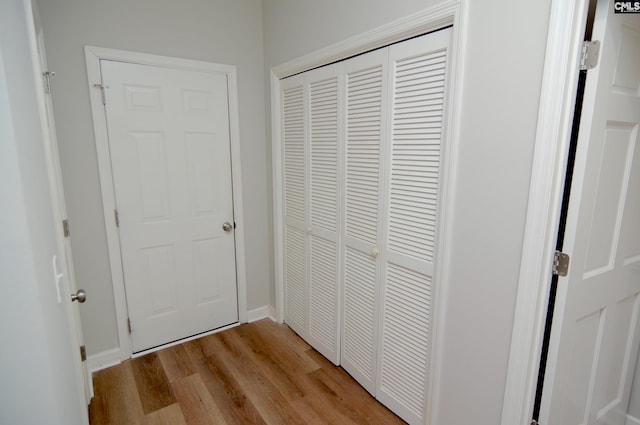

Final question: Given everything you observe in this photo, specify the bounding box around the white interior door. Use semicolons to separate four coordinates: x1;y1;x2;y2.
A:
31;3;91;404
541;1;640;423
101;60;238;353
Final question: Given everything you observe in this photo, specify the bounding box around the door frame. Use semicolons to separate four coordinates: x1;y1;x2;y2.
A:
500;0;592;423
271;1;467;423
84;46;248;362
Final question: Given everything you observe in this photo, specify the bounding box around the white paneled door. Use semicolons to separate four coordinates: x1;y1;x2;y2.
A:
101;60;238;353
541;2;640;424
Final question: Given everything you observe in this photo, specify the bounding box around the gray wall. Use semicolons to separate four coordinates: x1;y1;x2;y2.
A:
36;0;270;356
630;351;640;422
0;1;85;423
262;0;551;424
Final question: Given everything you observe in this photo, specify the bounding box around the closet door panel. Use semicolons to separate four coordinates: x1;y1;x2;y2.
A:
309;74;339;232
282;76;308;337
344;59;386;247
309;235;339;362
308;65;341;364
380;264;431;420
343;246;378;392
285;226;306;336
282;82;306;225
341;49;388;393
377;28;452;425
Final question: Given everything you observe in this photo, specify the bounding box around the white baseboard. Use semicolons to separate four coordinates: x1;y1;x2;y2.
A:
85;347;124;399
247;305;276;323
627;414;640;425
86;347;123;374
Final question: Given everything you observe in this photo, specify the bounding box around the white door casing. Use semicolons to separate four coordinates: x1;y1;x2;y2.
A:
101;60;238;353
85;47;247;359
541;1;640;423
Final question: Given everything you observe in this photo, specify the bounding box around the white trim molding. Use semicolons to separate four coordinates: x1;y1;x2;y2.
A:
271;1;459;80
270;2;467;424
84;46;248;361
500;0;590;424
247;305;277;323
627;414;640;425
86;348;122;374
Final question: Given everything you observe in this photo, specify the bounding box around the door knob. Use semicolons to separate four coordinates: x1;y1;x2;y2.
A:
71;289;87;303
222;222;233;232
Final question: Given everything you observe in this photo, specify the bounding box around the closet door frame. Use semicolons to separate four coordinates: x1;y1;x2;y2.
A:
272;2;466;424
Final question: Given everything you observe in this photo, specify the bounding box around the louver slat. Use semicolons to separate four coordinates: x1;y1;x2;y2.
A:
283;86;305;222
309;235;338;355
345;65;383;245
380;263;431;419
343;246;377;388
387;50;446;263
310;77;338;232
285;225;305;334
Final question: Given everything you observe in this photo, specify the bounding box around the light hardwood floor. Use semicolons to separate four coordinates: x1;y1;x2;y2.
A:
89;319;406;424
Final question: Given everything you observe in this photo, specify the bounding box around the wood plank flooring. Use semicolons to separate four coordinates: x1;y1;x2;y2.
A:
89;319;406;425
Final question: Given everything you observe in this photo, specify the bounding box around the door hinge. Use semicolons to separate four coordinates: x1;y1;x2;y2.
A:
79;345;87;362
580;40;601;70
62;219;70;237
127;318;132;334
93;83;106;105
552;251;570;277
43;71;56;94
114;209;120;228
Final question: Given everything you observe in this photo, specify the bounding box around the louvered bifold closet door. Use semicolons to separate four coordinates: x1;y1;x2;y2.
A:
376;28;452;425
307;64;341;365
341;48;389;394
281;74;307;338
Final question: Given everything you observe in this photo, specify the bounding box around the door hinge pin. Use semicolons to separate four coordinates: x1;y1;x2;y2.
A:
93;83;106;105
552;251;570;277
580;40;601;70
127;318;132;334
80;345;87;362
62;219;70;237
114;209;119;228
43;71;56;94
